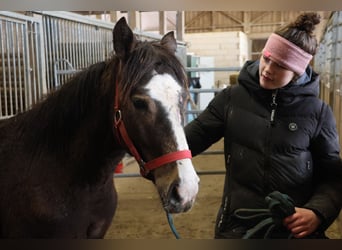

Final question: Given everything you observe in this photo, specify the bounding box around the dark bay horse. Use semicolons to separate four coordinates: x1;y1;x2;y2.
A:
0;17;199;238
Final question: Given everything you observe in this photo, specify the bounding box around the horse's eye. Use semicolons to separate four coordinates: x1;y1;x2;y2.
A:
132;97;148;110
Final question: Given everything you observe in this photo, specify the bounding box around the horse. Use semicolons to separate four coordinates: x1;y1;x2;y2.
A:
0;17;199;238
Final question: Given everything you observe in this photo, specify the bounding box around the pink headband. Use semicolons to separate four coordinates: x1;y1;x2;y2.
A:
263;33;313;75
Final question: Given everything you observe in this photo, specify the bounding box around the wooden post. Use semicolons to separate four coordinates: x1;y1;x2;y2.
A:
127;11;140;31
109;11;121;23
176;11;184;41
159;11;167;35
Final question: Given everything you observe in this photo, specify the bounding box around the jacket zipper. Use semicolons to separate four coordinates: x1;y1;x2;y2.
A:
270;89;278;126
264;89;278;193
217;154;231;230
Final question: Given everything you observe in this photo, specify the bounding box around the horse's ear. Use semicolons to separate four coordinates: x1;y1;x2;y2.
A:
113;17;137;61
161;31;177;54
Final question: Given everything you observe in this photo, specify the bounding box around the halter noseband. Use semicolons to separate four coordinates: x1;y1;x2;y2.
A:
113;75;192;179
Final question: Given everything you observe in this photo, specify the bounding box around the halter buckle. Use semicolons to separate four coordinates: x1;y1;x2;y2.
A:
138;159;152;180
114;109;122;127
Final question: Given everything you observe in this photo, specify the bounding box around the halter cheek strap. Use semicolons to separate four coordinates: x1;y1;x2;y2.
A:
113;77;192;179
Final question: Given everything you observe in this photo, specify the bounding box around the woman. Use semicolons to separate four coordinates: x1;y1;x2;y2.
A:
185;12;342;239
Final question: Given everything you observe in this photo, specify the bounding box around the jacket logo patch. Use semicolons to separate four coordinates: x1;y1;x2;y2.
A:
288;122;298;131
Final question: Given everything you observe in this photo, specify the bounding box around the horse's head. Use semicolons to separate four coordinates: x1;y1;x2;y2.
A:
112;17;199;213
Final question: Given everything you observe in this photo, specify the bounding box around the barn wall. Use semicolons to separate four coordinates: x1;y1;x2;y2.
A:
184;31;248;86
184;11;330;37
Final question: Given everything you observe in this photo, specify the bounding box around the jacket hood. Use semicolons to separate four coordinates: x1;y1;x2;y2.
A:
237;60;320;104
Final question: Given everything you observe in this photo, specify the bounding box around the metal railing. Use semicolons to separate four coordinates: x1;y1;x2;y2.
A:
0;11;46;118
184;66;241;125
0;11;188;119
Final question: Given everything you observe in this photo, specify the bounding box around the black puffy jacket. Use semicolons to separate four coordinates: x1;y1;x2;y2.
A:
185;60;342;238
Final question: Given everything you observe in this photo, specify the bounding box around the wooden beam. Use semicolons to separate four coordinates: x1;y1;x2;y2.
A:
127;11;140;31
249;11;270;24
109;11;121;23
176;11;185;41
218;11;243;25
211;11;215;31
185;11;210;28
243;12;251;34
159;11;167;35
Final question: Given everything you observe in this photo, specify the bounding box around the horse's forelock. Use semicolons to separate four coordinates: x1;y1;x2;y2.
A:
119;40;187;97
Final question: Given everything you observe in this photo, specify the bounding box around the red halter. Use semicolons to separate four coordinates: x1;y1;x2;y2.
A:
113;77;192;179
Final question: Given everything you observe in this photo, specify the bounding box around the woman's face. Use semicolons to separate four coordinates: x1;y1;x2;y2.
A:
259;54;296;90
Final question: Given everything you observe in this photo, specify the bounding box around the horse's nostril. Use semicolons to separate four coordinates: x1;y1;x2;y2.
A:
168;181;181;204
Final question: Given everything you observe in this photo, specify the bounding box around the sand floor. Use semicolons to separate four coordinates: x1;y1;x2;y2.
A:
104;141;342;239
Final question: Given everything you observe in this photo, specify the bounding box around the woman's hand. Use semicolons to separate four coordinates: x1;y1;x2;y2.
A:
283;207;321;238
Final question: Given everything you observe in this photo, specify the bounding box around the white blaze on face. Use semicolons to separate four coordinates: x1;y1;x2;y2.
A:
145;73;199;205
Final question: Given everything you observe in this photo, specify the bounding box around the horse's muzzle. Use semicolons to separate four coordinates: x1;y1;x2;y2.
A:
163;179;196;213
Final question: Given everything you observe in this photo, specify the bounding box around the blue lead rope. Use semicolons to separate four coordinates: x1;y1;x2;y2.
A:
166;212;181;239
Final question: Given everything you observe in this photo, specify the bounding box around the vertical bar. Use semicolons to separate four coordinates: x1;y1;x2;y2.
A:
21;20;29;110
87;25;92;65
61;19;66;84
42;16;49;90
336;12;342;150
66;20;71;71
77;22;82;69
11;21;18;114
56;19;63;85
71;21;77;71
0;20;4;116
99;29;104;60
5;21;11;116
67;20;74;83
28;21;37;104
23;19;32;109
33;21;43;101
17;23;24;112
81;24;86;68
90;25;94;64
37;16;47;97
50;17;57;88
73;22;79;70
45;17;54;91
54;18;61;85
92;27;96;62
53;17;61;88
96;27;101;61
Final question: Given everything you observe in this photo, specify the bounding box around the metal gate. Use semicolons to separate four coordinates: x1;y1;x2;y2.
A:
0;11;188;119
39;11;114;90
0;11;46;119
314;11;342;148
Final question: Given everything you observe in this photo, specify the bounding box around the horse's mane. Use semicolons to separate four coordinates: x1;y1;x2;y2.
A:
7;60;116;155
